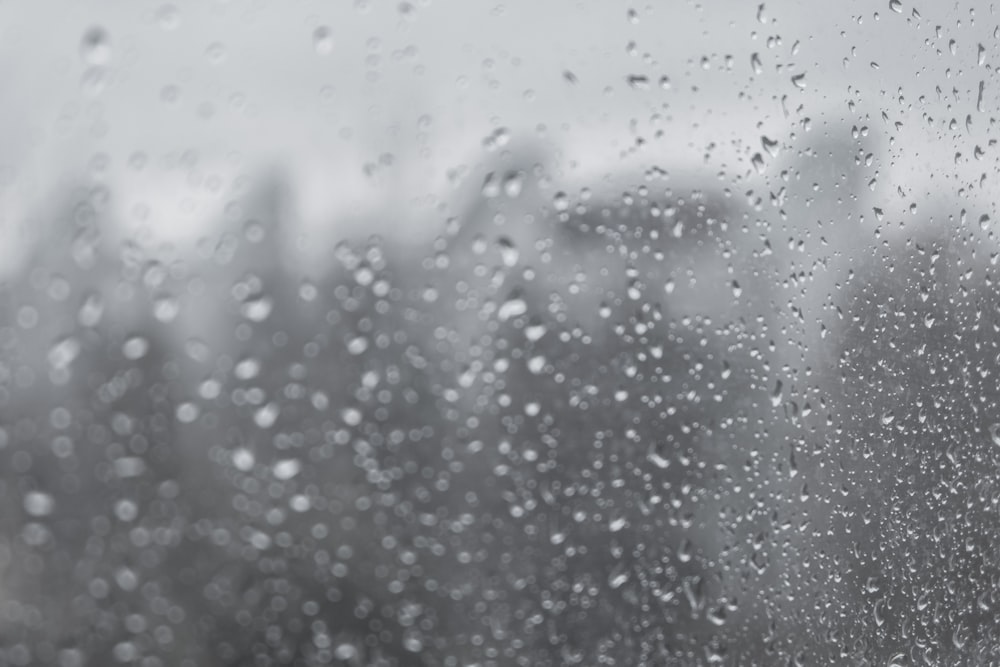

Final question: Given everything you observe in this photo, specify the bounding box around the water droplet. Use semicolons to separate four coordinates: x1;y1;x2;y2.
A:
334;643;358;661
156;4;181;30
205;41;228;65
498;293;528;321
677;538;693;563
527;355;546;374
524;321;547;342
341;406;363;426
553;192;569;212
760;135;779;157
402;633;423;653
273;458;302;481
80;27;112;66
313;26;334;54
78;292;104;327
889;0;903;12
114;498;139;522
175;402;200;424
48;337;81;369
770;379;783;407
254;402;280;429
626;74;650;90
503;171;524;198
241;295;273;322
114;457;146;478
608;564;630;589
347;336;369;355
232;448;255;471
234;357;261;380
23;491;55;517
497;237;519;267
481;172;501;198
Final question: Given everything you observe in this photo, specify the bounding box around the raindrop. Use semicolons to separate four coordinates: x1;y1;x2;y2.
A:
156;4;181;30
80;27;112;66
114;499;139;522
23;491;55;517
524;321;547;341
497;237;519;267
761;135;779;157
241;295;274;322
313;26;334;54
205;41;228;65
273;458;302;481
608;564;630;589
677;539;694;563
770;379;783;407
78;292;104;327
175;402;200;424
253;402;280;429
503;171;525;198
498;292;528;321
48;337;81;369
232;448;255;471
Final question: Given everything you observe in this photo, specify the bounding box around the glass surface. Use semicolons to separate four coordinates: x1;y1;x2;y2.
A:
1;1;998;665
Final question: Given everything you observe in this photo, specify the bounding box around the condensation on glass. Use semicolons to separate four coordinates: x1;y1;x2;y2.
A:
0;1;997;665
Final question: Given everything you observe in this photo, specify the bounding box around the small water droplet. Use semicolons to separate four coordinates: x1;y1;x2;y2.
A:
80;27;112;66
175;402;200;424
273;458;302;481
78;292;104;327
253;402;279;429
608;564;630;589
241;295;273;322
503;171;524;198
497;237;519;267
761;135;779;157
232;448;255;471
770;379;783;407
24;491;55;517
498;292;528;321
49;337;81;369
156;4;181;30
114;498;139;522
313;26;334;54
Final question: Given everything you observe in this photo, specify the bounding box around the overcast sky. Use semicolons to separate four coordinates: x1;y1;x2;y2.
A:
0;0;993;273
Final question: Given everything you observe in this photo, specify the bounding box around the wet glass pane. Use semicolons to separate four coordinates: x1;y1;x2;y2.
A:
1;1;998;665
